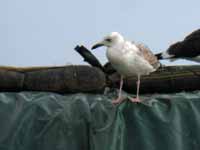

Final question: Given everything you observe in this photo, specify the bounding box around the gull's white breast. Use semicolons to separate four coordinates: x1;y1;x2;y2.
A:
106;42;155;77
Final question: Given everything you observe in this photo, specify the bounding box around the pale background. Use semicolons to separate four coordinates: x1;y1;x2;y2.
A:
0;0;200;66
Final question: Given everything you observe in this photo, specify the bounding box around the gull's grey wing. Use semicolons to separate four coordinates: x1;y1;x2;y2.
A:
136;43;160;69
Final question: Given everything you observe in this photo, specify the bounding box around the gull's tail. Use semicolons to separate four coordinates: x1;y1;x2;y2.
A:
155;51;177;62
155;53;163;60
155;51;174;60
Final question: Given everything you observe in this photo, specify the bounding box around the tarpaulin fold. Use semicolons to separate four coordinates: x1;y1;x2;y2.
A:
0;91;200;150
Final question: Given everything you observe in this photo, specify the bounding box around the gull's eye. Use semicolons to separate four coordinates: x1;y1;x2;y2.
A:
105;38;112;42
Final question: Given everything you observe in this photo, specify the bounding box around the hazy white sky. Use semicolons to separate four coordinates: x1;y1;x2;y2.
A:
0;0;200;66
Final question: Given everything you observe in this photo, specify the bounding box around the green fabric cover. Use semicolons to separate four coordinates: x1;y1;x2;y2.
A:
0;91;200;150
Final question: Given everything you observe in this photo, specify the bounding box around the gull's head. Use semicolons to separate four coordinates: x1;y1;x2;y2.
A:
91;32;124;50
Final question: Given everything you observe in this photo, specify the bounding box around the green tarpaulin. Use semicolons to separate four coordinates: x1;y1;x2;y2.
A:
0;91;200;150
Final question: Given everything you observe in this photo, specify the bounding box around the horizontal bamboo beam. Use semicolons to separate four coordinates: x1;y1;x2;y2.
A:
0;65;106;93
0;65;199;94
108;65;200;94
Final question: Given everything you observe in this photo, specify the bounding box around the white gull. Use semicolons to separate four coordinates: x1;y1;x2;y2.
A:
92;32;160;104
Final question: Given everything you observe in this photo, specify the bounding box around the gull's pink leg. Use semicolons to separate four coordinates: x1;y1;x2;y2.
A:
130;75;141;103
112;76;124;104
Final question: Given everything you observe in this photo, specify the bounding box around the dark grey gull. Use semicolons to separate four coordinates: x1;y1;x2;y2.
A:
156;29;200;62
